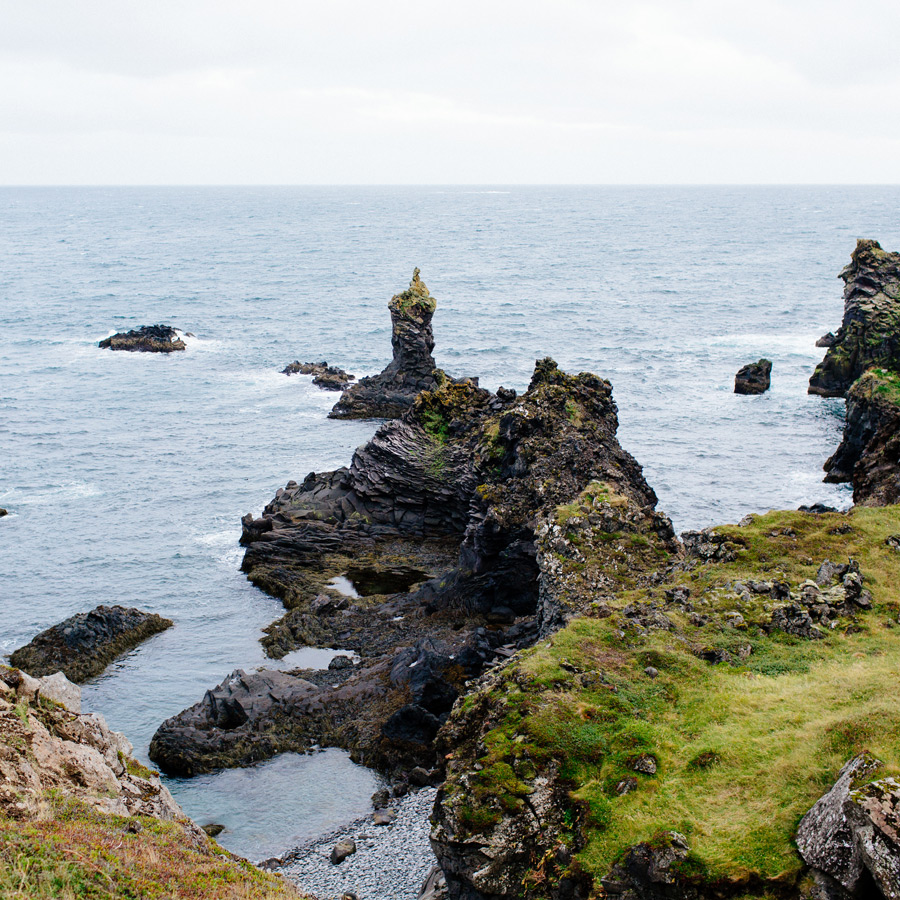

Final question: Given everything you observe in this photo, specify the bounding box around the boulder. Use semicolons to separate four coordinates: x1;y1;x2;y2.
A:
10;605;173;683
734;358;772;394
797;753;900;899
330;837;357;864
99;324;186;352
329;270;447;419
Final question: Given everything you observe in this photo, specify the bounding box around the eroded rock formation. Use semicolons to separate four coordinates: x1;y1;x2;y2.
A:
99;324;186;352
809;239;900;397
10;605;173;683
329;270;448;419
151;359;674;780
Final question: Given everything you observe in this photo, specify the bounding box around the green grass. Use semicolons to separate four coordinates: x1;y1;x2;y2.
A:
866;367;900;405
0;798;302;899
443;505;900;890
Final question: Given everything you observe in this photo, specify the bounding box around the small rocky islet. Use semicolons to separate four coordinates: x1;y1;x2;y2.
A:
282;360;356;391
9;247;900;900
99;323;187;352
10;604;173;683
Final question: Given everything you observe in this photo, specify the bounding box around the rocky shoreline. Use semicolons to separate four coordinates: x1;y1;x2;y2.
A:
9;246;900;899
272;787;439;900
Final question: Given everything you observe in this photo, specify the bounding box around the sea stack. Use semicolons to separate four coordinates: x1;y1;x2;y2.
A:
329;269;445;419
734;359;772;394
809;239;900;397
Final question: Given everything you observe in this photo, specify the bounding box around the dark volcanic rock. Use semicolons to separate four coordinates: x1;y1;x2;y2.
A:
809;239;900;397
99;324;186;353
824;369;900;505
10;605;173;683
329;270;449;419
156;358;674;778
734;358;772;394
282;360;355;391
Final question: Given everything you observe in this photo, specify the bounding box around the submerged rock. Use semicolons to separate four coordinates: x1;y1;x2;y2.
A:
282;360;355;391
809;239;900;397
329;270;448;419
10;605;173;683
99;324;186;353
734;358;772;394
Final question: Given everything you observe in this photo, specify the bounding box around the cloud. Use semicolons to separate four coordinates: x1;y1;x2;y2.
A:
1;0;899;183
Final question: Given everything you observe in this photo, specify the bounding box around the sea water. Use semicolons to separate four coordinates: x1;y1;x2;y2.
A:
2;185;899;857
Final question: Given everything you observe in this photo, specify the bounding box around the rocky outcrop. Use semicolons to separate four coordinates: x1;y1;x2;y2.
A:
0;666;185;823
152;359;673;779
734;359;772;394
282;360;355;391
797;753;900;900
329;270;448;419
0;665;302;898
824;369;900;505
99;324;186;352
809;240;900;397
10;605;173;683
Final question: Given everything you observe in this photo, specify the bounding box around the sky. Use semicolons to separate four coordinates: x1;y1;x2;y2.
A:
2;0;899;184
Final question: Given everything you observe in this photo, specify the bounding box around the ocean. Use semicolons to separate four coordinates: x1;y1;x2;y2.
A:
2;185;898;858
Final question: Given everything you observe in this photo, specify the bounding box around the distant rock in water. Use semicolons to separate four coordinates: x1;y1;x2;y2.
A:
734;358;772;394
0;508;7;517
99;324;186;353
329;270;451;419
10;605;173;683
282;360;355;391
809;239;900;397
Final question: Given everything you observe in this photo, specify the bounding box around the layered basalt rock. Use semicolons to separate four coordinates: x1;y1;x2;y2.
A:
10;605;173;683
282;360;355;391
734;358;772;394
329;270;447;419
151;359;673;779
824;369;900;506
809;240;900;397
99;324;186;352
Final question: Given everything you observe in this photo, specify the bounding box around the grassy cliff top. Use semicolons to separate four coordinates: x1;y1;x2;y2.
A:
439;504;900;894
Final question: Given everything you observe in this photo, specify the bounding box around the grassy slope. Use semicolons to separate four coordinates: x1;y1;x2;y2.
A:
455;504;900;890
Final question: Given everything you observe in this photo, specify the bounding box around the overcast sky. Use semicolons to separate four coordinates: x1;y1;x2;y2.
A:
2;1;899;184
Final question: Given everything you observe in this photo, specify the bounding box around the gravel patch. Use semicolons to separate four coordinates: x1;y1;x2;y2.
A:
278;787;438;900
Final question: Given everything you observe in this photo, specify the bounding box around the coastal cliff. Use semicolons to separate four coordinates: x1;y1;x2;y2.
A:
431;506;900;899
0;666;301;899
809;239;900;398
812;240;900;505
